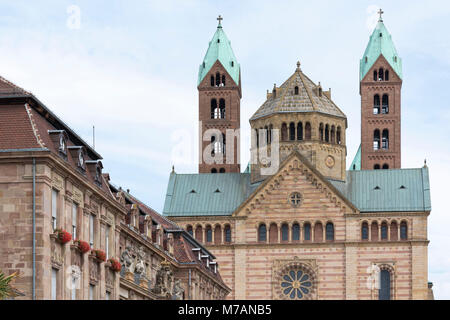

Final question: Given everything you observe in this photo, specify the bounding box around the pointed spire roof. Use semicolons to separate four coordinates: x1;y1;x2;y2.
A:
349;145;361;171
360;14;402;80
250;62;346;121
198;16;240;86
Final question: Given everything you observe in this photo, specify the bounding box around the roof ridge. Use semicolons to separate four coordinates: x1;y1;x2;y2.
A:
298;70;318;111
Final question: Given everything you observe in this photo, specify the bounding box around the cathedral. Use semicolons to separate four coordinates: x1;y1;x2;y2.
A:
163;12;433;300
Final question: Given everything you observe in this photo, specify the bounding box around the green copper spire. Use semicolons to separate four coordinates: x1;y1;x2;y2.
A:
360;10;402;80
349;145;361;171
198;16;240;86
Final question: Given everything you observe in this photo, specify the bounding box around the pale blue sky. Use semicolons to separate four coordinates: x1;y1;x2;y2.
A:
1;0;449;299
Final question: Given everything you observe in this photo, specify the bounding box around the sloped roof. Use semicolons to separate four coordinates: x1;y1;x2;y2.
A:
163;172;255;216
250;63;346;121
164;167;431;216
360;19;402;80
197;23;240;86
328;168;431;212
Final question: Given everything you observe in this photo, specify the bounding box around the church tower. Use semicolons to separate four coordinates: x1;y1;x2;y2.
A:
250;62;347;183
360;10;402;170
198;16;241;173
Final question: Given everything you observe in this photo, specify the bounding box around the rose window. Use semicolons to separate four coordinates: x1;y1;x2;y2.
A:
280;269;313;300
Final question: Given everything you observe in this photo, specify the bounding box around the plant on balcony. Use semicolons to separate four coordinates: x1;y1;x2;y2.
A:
54;229;72;245
108;258;121;272
92;249;106;262
74;240;90;254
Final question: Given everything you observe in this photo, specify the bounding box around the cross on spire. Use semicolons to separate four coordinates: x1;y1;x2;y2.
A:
378;8;384;22
217;15;223;27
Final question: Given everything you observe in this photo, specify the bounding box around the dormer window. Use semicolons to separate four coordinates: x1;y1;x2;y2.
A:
86;160;103;186
48;130;68;157
59;135;66;154
78;150;85;169
68;146;86;171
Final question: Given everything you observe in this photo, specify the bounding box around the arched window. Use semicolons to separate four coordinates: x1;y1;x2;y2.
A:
195;225;203;242
205;225;212;243
219;168;226;173
390;221;398;241
382;95;389;114
211;99;218;119
210;75;215;87
281;123;288;141
294;86;299;95
269;223;278;243
264;126;269;145
305;122;311;140
215;72;220;86
269;124;273;144
373;129;380;150
314;222;323;243
381;222;388;240
374;164;381;170
187;225;193;236
255;128;259;148
319;123;324;141
325;124;330;142
371;222;379;241
337;127;342;144
374;94;380;114
214;225;222;244
373;70;378;81
211;135;216;155
297;122;303;141
331;125;336;144
382;164;389;170
258;224;267;242
219;98;226;119
379;270;391;300
378;68;384;81
362;222;369;240
382;129;389;150
292;223;300;241
211;168;217;173
281;223;289;242
326;222;334;241
400;221;408;240
289;122;295;141
224;225;231;243
222;75;226;86
304;223;311;241
385;70;389;81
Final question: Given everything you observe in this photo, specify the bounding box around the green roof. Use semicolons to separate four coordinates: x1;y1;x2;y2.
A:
350;145;361;171
163;172;254;216
360;19;402;80
163;167;431;216
329;168;431;213
197;23;240;86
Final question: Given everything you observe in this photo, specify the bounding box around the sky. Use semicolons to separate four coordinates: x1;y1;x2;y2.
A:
0;0;449;299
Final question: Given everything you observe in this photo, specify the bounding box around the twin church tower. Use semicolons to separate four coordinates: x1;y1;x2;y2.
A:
197;11;402;178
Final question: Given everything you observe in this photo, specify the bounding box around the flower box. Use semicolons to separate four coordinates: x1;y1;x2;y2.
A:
54;229;72;245
92;249;106;262
73;240;91;254
108;258;121;272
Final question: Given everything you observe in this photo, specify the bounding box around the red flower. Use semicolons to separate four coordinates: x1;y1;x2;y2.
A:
92;249;106;262
108;258;121;272
74;240;90;254
55;229;72;244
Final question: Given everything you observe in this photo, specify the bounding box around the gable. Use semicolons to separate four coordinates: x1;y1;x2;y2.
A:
361;55;402;83
233;152;358;219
